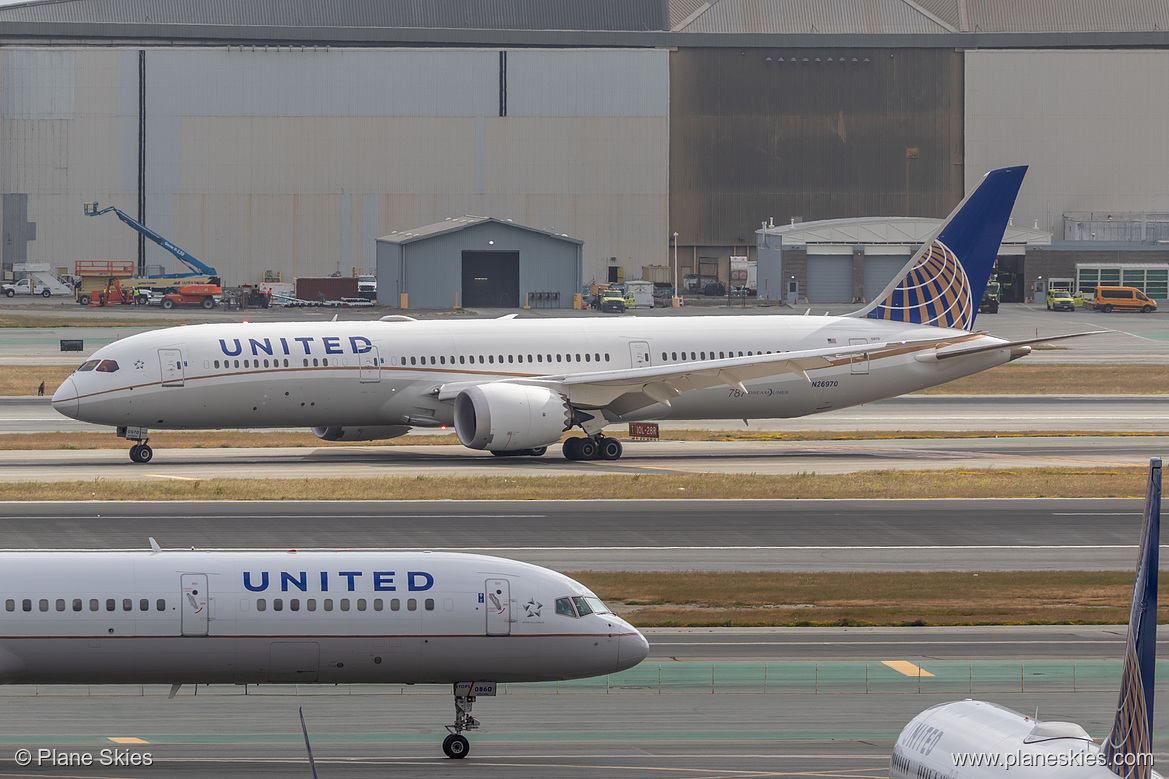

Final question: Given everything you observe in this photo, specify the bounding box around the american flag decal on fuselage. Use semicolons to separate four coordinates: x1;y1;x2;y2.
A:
865;240;974;330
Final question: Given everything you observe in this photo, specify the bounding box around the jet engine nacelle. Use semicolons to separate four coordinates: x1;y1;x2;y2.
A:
454;384;571;451
311;425;411;442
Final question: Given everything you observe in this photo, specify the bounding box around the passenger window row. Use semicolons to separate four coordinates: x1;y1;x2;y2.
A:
6;598;167;613
253;597;435;613
405;352;610;367
213;358;295;369
661;349;771;361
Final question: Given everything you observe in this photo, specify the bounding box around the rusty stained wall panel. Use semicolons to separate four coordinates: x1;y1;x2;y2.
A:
670;47;964;247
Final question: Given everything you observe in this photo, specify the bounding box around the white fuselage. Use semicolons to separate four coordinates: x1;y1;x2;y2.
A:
0;551;647;686
891;701;1161;779
52;315;1014;431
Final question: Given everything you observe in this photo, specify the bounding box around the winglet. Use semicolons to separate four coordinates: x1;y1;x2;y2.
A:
148;537;162;555
1103;457;1160;779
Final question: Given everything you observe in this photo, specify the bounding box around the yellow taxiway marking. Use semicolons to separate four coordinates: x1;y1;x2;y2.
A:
882;660;934;677
107;737;149;744
144;474;200;481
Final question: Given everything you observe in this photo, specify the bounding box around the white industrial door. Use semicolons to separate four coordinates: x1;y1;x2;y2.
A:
180;574;209;636
159;349;185;387
485;579;511;636
359;346;381;383
629;341;651;369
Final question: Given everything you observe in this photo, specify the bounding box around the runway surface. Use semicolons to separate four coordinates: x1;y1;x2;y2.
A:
0;687;1160;778
5;393;1169;435
1;433;1165;485
0;498;1156;571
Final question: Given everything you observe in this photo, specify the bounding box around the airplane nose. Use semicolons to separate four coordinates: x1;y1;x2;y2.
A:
617;628;650;672
51;377;79;419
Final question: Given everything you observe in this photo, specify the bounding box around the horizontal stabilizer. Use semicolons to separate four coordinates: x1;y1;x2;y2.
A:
933;330;1106;360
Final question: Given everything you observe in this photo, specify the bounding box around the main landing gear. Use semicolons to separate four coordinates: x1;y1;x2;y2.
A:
118;426;152;463
563;435;622;461
442;683;492;759
490;446;547;457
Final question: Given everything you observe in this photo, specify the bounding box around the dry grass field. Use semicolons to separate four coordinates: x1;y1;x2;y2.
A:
572;570;1159;627
0;467;1149;502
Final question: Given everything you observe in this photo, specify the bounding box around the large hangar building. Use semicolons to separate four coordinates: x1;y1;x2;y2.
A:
3;1;1169;303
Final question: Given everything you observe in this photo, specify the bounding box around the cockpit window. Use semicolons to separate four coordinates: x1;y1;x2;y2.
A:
583;596;611;615
555;597;576;617
76;360;99;372
95;360;120;373
571;596;593;616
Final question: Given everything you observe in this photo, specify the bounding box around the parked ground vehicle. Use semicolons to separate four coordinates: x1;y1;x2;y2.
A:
1045;288;1076;311
623;280;654;308
599;289;626;313
1092;285;1157;313
159;284;221;310
3;264;74;298
652;282;674;306
978;281;1000;314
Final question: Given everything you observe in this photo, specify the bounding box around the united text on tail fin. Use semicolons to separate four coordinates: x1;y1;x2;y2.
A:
859;166;1027;330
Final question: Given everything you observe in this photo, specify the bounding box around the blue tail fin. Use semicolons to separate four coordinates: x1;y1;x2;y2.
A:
1104;457;1160;779
857;166;1027;330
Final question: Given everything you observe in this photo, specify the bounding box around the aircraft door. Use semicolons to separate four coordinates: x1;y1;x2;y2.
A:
485;579;511;636
629;341;651;369
180;574;209;636
359;346;381;383
849;338;869;375
159;349;184;387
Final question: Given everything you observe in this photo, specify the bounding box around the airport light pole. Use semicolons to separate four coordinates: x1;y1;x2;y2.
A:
672;231;680;307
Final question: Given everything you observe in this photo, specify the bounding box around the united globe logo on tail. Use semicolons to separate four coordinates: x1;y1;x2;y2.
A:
865;239;974;329
858;166;1027;332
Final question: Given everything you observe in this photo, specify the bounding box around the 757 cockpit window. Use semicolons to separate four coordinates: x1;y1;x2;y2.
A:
557;595;613;618
95;360;120;373
76;359;99;372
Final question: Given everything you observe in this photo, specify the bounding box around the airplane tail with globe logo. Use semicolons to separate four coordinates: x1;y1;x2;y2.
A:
856;166;1026;331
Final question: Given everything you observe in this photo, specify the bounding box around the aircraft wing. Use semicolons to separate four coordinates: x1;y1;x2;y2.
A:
931;330;1107;361
439;339;927;416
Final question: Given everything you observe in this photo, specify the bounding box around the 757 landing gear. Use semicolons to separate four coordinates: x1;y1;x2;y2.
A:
443;682;495;759
118;426;152;463
563;435;623;461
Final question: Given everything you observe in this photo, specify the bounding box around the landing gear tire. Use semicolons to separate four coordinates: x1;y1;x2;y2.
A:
599;438;623;460
442;733;470;759
563;437;582;460
129;444;153;464
527;446;547;457
576;437;599;460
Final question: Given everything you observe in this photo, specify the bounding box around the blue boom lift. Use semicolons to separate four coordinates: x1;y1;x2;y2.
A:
83;202;220;286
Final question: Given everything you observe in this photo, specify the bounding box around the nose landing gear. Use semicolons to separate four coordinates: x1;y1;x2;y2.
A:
118;426;152;464
442;682;494;758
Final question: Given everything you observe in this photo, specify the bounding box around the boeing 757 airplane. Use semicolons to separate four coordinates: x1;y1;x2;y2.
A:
0;545;647;759
54;165;1094;463
891;457;1162;779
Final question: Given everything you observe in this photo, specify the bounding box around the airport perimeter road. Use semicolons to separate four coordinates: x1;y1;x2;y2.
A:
0;498;1155;572
5;393;1169;434
1;433;1165;483
0;689;1158;779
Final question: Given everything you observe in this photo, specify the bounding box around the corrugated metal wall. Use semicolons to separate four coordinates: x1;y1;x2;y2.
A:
966;49;1169;240
670;47;964;248
1;47;667;286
